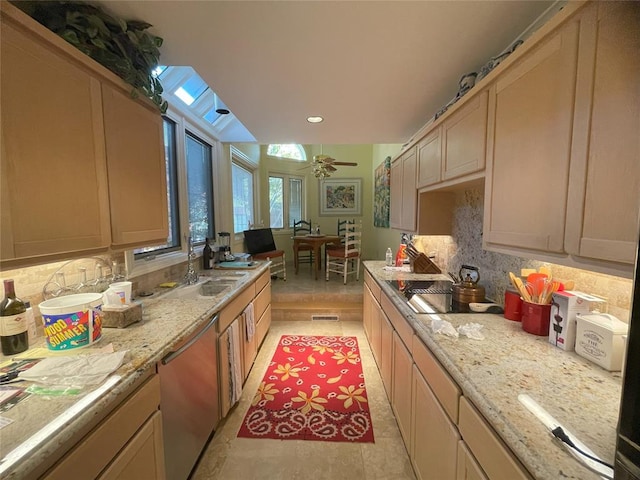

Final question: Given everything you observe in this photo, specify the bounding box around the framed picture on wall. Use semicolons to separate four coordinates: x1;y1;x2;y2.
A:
374;156;391;227
319;178;362;216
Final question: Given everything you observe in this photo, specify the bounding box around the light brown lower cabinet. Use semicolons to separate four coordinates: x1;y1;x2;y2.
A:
458;397;533;480
457;440;488;480
370;299;382;367
411;364;460;480
44;374;164;480
379;310;394;400
363;283;374;344
256;304;272;349
98;411;164;480
219;271;272;416
391;331;413;449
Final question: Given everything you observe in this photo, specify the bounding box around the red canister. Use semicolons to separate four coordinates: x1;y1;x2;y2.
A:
504;286;523;321
521;301;552;336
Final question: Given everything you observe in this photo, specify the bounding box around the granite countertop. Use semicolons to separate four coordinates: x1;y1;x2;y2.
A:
364;261;621;480
0;263;270;480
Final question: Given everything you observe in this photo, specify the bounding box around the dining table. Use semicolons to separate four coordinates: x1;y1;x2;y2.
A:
293;234;341;279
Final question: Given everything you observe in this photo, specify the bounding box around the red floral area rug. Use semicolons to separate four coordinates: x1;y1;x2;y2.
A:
237;335;374;443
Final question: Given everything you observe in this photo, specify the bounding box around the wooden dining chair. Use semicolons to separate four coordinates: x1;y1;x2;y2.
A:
326;222;361;284
293;219;313;273
325;218;353;263
243;228;286;280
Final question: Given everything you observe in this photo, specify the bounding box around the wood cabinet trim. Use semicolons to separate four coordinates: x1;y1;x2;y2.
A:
44;375;160;480
364;270;381;303
412;334;461;424
441;90;488;181
458;397;533;480
218;285;255;333
97;411;165;480
456;440;489;480
254;282;271;320
391;331;413;449
411;364;460;480
381;293;413;350
417;127;442;188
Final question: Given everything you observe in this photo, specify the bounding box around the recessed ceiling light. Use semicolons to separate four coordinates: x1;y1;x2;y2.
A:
307;116;324;123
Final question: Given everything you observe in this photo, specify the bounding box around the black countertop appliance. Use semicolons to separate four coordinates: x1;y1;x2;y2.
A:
615;225;640;480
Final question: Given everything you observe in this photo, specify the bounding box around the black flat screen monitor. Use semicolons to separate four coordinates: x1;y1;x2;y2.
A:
243;228;276;254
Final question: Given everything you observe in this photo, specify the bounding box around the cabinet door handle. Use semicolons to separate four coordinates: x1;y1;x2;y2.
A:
161;313;219;365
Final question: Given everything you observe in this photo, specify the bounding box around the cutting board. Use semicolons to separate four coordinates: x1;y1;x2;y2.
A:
214;261;259;269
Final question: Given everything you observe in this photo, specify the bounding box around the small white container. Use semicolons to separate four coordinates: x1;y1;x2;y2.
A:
575;313;629;371
109;281;132;305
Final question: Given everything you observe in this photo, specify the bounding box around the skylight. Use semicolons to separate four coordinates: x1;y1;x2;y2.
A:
152;65;256;142
174;87;196;105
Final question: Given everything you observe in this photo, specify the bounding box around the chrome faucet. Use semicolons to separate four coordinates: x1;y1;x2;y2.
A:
184;236;199;285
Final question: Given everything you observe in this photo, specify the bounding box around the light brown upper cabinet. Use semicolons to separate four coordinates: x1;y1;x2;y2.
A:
417;90;488;190
441;91;488;182
417;128;442;188
102;85;168;249
483;1;639;274
0;4;168;267
483;15;581;254
390;146;417;232
0;15;111;266
565;1;640;265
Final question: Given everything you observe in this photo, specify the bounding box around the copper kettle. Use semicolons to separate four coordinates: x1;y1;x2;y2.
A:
452;265;485;312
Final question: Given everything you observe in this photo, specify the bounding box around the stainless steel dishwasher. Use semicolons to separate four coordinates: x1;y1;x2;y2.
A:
158;312;219;480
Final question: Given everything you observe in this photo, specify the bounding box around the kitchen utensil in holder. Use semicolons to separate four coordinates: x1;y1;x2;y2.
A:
405;243;441;274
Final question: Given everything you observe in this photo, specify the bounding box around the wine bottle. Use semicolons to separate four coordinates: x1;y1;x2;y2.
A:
203;238;213;269
0;279;28;355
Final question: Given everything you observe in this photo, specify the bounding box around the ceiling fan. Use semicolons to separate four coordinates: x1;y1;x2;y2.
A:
300;153;358;179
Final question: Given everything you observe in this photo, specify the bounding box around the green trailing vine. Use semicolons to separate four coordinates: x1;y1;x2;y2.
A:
15;1;168;113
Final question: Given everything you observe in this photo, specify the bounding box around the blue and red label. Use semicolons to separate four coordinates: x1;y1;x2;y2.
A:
43;308;102;350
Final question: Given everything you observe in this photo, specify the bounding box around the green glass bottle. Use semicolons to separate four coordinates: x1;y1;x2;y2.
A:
0;279;28;355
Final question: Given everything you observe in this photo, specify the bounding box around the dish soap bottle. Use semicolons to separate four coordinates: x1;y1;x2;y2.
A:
203;238;213;269
395;244;407;267
385;248;393;266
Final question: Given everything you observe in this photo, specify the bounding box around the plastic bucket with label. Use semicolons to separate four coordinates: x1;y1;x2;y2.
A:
39;293;103;351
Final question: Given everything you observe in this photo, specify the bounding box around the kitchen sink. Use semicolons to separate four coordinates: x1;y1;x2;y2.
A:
160;274;247;300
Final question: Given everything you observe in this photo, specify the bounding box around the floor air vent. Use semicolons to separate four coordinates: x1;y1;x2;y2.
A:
311;314;339;322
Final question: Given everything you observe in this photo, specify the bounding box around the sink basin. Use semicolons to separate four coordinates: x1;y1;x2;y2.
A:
160;279;231;300
159;272;249;300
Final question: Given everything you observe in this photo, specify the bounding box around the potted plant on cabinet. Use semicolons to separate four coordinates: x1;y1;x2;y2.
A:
13;0;168;113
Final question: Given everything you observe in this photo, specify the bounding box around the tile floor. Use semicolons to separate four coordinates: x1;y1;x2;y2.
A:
191;320;416;480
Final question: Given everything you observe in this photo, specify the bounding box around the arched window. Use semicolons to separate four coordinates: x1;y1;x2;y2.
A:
267;144;306;161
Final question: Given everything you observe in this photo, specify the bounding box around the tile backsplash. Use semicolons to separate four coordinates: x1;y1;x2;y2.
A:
414;187;633;322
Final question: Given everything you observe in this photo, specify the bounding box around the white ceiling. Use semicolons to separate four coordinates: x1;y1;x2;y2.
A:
100;1;556;145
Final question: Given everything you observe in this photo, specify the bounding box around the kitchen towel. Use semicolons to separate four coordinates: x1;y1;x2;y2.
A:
244;302;255;342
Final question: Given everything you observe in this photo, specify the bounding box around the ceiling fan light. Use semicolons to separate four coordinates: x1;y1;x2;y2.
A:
313;154;331;163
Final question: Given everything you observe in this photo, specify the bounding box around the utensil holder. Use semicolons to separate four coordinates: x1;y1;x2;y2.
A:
409;253;441;274
521;301;551;336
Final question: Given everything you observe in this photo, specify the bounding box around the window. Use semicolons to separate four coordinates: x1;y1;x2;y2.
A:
269;174;304;229
232;162;254;233
267;144;306;161
185;132;215;243
133;118;180;258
